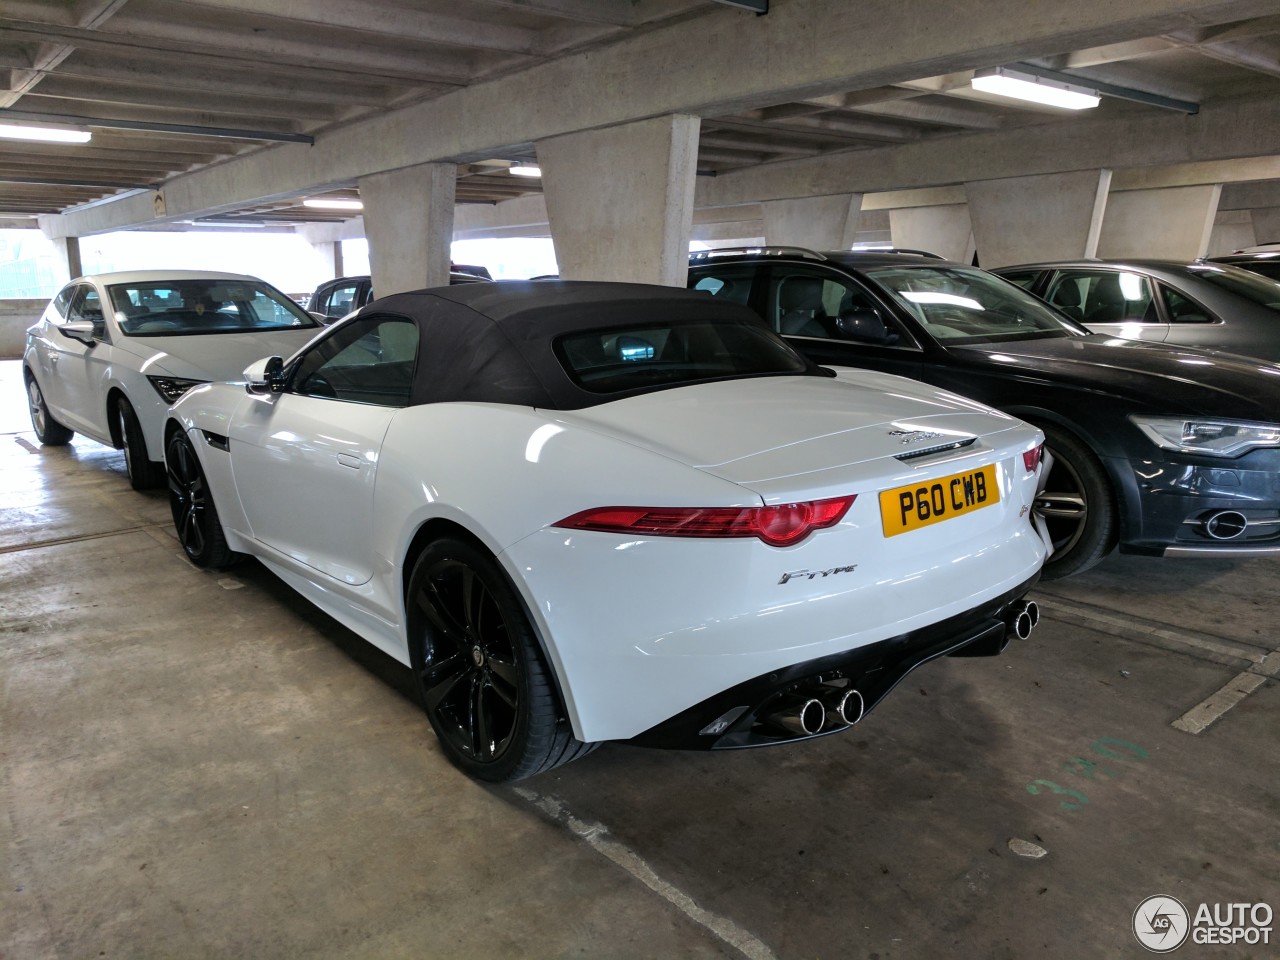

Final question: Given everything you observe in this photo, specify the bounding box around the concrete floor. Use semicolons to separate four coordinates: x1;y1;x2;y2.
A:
2;357;1277;960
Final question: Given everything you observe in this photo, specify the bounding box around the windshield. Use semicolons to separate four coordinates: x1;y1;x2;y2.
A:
557;318;810;393
1188;264;1280;309
108;279;319;336
865;265;1088;343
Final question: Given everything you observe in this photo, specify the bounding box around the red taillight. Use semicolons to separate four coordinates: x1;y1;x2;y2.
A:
554;495;856;547
1023;443;1044;473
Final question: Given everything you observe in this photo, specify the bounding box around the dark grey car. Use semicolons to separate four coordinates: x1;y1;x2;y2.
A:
994;259;1280;362
1207;251;1280;283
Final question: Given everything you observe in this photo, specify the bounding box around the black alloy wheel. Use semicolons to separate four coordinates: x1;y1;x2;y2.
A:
117;397;165;490
25;372;73;445
166;431;235;568
1033;423;1118;579
406;537;594;782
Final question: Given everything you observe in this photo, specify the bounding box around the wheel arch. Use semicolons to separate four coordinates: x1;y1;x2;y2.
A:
105;386;130;449
399;516;580;737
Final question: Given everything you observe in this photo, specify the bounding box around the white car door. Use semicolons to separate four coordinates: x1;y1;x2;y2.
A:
228;314;420;586
46;283;114;440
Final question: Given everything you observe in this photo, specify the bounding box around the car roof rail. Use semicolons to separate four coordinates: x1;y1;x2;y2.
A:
689;246;828;262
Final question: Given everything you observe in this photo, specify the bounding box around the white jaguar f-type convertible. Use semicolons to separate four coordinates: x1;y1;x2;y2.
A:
166;281;1048;782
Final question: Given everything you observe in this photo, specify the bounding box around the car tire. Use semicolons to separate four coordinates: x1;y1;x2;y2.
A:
1033;423;1118;580
166;431;237;569
25;371;73;445
406;536;596;782
117;397;165;490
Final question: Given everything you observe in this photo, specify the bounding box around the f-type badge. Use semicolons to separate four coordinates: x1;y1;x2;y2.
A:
779;564;857;585
888;429;945;444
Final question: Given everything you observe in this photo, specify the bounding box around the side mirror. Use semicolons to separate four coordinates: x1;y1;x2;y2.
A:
836;307;899;345
59;320;98;345
244;356;287;394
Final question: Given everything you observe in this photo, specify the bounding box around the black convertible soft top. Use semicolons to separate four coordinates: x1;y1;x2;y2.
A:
356;280;820;410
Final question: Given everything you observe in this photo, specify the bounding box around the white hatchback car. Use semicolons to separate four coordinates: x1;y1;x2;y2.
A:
23;271;323;488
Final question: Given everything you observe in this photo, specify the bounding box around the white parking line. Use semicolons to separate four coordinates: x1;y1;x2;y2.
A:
1171;672;1269;734
514;788;778;960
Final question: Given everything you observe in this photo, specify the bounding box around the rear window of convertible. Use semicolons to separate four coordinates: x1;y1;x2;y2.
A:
555;319;810;393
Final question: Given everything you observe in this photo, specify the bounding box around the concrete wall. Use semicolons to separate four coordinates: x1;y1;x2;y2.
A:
1;300;42;360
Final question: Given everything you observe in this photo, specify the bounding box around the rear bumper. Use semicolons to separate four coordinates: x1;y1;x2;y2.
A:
630;575;1039;749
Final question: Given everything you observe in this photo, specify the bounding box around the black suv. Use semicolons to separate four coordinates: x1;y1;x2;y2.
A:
688;248;1280;579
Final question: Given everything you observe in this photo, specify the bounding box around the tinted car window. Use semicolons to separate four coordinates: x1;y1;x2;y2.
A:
68;285;105;337
108;280;318;336
764;267;911;348
1189;265;1280;310
52;284;77;318
997;270;1040;289
688;264;756;305
1046;270;1157;325
1161;285;1213;323
321;282;363;319
292;315;419;407
866;266;1085;343
557;319;808;393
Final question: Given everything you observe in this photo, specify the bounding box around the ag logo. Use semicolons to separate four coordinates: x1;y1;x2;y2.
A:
1133;895;1190;953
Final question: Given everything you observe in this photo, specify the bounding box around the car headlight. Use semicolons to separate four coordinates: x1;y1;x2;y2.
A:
147;376;208;403
1130;415;1280;457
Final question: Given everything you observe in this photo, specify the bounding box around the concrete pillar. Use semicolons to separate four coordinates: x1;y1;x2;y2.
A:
1097;184;1221;260
538;114;699;286
1250;207;1280;245
53;236;82;283
359;162;456;295
760;194;861;251
1206;211;1256;257
309;240;344;278
965;170;1111;268
888;205;975;263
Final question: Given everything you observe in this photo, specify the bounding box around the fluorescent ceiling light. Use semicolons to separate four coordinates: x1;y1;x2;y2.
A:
510;163;542;178
0;122;92;144
971;67;1100;110
303;198;363;211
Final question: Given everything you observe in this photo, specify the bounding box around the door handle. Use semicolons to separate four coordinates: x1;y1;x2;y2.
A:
336;453;362;469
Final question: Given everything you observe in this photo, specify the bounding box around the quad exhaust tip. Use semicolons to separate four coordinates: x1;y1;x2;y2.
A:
1008;599;1039;641
762;695;826;737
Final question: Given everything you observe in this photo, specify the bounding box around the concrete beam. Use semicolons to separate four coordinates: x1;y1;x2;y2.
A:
697;94;1280;207
1219;179;1280;210
538;114;700;286
1113;157;1280;192
359;163;456;294
48;0;1274;235
1097;184;1221;259
966;170;1111;267
760;194;861;249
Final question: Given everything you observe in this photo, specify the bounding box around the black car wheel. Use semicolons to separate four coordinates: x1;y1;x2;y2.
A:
406;537;594;782
166;431;236;568
1033;423;1117;579
117;397;166;490
25;372;73;445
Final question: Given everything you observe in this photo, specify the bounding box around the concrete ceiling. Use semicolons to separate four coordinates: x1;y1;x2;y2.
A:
3;0;1280;228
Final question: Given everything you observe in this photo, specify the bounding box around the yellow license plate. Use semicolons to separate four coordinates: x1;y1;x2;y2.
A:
879;463;999;537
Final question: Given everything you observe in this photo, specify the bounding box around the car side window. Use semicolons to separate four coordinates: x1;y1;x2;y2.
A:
68;285;106;338
767;268;910;348
291;315;419;407
687;265;756;305
998;270;1041;290
1047;270;1157;325
321;282;363;320
51;284;77;319
1160;284;1214;324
